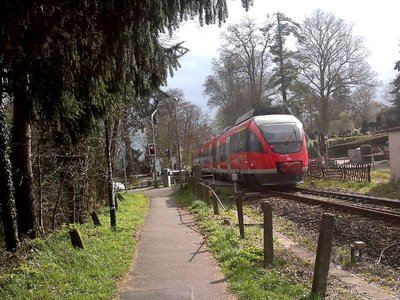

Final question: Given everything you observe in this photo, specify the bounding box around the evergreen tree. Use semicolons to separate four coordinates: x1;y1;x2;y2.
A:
390;60;400;123
0;0;251;245
268;12;300;113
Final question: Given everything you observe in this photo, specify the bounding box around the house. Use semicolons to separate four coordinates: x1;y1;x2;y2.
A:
388;126;400;181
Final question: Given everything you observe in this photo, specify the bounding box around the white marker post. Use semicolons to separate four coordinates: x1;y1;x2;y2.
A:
232;173;238;193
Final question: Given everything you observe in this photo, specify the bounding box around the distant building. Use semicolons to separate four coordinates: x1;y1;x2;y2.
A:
388;127;400;181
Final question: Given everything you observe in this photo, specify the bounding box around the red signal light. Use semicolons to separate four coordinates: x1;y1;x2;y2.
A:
148;144;155;156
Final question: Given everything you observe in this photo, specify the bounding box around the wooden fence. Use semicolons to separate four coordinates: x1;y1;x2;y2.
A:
307;159;371;182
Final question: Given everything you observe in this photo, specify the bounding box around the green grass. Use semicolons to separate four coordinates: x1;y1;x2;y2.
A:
0;193;149;300
176;186;310;300
300;169;400;199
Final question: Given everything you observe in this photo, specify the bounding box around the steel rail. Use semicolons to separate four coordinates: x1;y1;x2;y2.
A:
292;187;400;209
266;190;400;224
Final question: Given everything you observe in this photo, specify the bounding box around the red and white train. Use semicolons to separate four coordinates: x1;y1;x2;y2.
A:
192;111;309;186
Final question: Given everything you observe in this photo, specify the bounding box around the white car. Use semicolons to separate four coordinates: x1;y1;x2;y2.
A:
113;182;125;192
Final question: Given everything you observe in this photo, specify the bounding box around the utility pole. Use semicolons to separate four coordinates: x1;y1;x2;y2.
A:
151;109;159;188
173;97;183;188
167;121;173;169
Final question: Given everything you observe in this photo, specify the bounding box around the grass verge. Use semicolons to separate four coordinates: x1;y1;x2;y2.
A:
176;186;311;300
0;193;149;300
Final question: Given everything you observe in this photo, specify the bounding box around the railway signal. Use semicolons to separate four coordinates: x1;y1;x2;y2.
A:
148;143;155;156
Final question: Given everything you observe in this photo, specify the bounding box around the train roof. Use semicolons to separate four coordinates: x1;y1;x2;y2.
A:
252;114;303;126
193;114;303;150
234;110;302;127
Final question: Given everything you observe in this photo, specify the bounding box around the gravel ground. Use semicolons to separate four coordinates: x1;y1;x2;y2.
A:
268;197;400;297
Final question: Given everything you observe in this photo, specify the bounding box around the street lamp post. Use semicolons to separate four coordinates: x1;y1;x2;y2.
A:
151;109;159;188
173;97;183;188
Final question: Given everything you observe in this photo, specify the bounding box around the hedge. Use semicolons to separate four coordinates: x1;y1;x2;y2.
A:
328;134;388;157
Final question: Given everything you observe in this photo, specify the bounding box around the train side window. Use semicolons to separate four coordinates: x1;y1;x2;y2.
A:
231;133;238;154
241;129;249;152
212;145;216;163
221;143;227;161
230;134;237;154
248;131;264;153
221;143;228;161
230;129;248;154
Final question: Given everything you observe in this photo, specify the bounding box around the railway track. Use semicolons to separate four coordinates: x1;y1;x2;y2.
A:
264;189;400;224
292;187;400;208
209;179;400;222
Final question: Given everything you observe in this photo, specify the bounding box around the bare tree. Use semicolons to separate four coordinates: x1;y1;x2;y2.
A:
204;18;275;127
204;56;250;127
290;80;319;129
155;89;213;168
297;9;375;133
350;84;381;128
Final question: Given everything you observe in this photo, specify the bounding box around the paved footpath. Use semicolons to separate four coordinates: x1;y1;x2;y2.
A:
119;186;235;300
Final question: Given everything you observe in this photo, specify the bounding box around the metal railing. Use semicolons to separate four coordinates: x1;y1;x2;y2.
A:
198;182;229;212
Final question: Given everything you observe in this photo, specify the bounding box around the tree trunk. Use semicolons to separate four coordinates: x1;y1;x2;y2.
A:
66;177;76;223
110;118;120;173
105;119;116;227
123;136;134;175
36;140;44;231
277;15;289;113
0;100;20;251
321;93;329;134
10;71;36;238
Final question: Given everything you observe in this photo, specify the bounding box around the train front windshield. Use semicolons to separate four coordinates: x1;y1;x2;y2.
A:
258;123;303;154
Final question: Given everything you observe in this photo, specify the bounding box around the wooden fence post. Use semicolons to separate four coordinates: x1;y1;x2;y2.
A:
367;164;371;182
192;177;197;193
195;179;200;197
236;192;244;239
196;179;201;197
203;180;209;203
262;200;274;266
69;228;85;249
188;177;194;190
90;212;101;226
211;183;219;215
311;213;335;299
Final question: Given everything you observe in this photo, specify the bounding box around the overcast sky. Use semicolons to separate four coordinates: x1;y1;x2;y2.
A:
164;0;400;116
